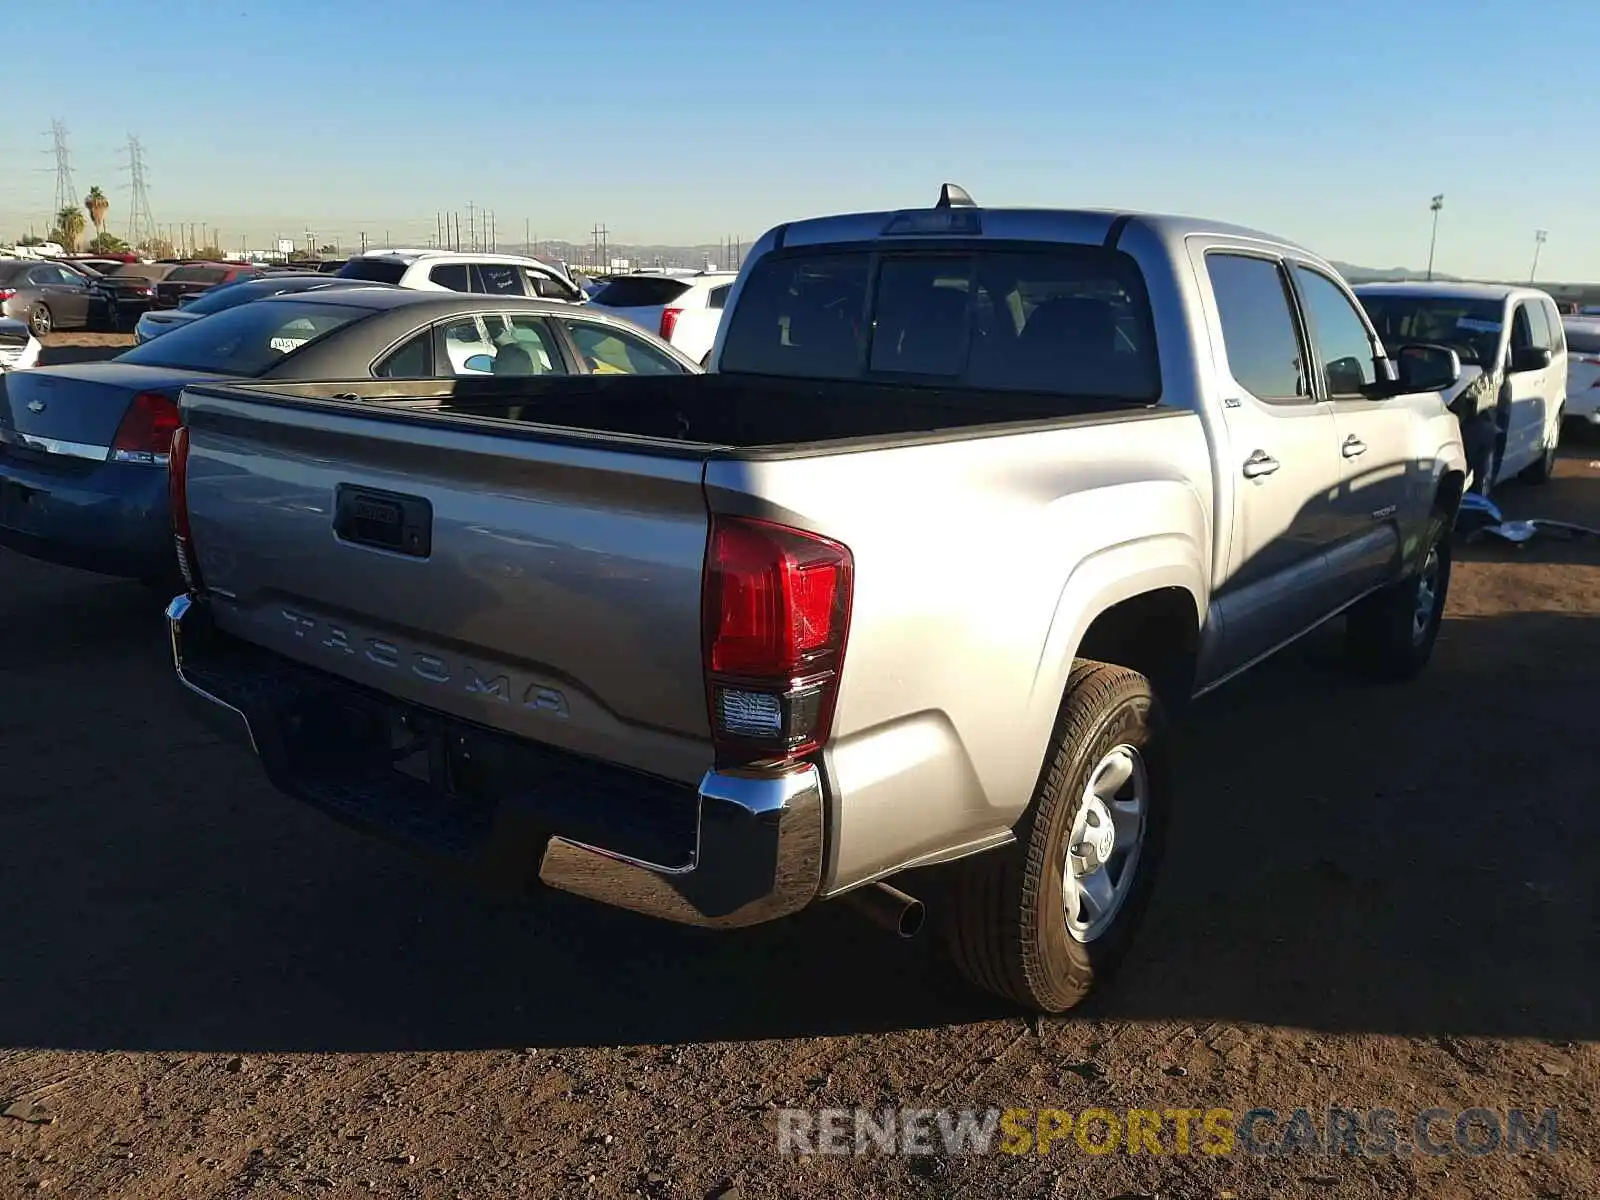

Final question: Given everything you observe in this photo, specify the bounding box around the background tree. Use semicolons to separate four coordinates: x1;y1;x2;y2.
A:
84;186;109;238
87;231;130;255
50;206;85;252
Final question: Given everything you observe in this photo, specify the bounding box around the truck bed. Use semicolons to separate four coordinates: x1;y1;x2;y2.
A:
201;372;1158;456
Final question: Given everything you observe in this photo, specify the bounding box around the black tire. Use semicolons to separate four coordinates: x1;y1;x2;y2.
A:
942;660;1171;1013
1520;418;1560;484
28;304;52;338
1345;514;1451;682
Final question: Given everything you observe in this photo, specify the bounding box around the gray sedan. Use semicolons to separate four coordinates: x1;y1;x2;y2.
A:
0;289;699;583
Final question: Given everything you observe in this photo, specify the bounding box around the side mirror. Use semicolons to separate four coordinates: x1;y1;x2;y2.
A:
1510;346;1553;373
463;353;494;373
1394;343;1462;392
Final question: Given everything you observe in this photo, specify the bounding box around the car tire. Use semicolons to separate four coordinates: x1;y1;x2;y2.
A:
942;660;1171;1013
1520;417;1560;484
28;304;52;338
1345;514;1452;683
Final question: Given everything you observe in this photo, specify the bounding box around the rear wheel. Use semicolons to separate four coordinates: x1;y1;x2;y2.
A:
28;304;52;338
942;661;1171;1013
1345;514;1451;682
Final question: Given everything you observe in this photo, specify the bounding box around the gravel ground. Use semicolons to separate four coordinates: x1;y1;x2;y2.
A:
0;339;1594;1197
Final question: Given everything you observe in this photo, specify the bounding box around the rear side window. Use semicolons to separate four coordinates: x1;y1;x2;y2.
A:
1206;254;1308;403
590;277;692;308
1293;266;1376;395
430;263;470;292
720;247;1160;400
473;263;524;295
707;284;731;310
337;259;407;285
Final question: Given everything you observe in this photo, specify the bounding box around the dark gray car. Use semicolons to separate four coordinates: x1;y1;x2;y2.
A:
0;259;97;336
0;287;700;582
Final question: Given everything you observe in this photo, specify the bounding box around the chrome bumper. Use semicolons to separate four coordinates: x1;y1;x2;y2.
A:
165;594;824;929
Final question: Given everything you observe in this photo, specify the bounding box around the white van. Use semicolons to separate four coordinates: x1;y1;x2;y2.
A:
1562;318;1600;427
1355;283;1567;485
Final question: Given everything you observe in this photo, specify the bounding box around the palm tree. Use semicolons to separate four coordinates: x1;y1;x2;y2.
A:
54;206;85;252
84;186;109;237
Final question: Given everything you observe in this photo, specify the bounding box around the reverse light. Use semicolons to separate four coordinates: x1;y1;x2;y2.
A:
659;307;683;341
702;516;853;766
110;391;181;464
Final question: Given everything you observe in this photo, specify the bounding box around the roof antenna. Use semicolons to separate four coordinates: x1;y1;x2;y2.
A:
936;183;976;209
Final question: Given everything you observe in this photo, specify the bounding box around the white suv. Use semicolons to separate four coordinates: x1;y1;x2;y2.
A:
337;250;584;303
589;270;736;366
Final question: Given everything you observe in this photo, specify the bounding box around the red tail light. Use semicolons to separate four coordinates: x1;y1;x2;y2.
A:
110;391;181;464
0;288;15;302
659;307;683;341
702;516;853;766
169;424;203;590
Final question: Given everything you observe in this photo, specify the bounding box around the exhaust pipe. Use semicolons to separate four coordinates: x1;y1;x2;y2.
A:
846;881;925;939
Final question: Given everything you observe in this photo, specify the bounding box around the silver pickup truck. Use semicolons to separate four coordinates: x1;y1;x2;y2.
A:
165;188;1468;1012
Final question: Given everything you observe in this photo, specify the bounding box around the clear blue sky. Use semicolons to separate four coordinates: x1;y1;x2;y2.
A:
2;0;1597;279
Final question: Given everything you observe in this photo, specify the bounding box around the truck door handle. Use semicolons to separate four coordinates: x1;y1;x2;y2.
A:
1342;435;1367;458
1242;450;1280;479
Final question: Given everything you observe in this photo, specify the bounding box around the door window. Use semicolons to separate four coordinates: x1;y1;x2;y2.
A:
1525;300;1553;351
1205;253;1310;403
565;321;685;375
375;330;433;377
472;263;524;295
477;315;562;374
1293;266;1377;396
429;263;470;292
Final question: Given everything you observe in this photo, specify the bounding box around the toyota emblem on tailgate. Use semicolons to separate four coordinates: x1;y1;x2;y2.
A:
27;400;45;413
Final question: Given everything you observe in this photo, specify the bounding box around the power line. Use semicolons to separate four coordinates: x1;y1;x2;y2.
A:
121;135;156;247
46;119;76;225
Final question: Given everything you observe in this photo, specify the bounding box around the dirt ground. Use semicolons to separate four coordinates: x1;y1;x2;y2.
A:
0;339;1594;1198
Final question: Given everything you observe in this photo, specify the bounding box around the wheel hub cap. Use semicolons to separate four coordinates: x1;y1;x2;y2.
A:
1063;744;1148;944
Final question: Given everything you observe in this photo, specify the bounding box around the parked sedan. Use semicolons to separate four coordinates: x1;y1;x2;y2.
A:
0;288;698;583
0;258;98;336
135;273;384;343
153;262;263;310
93;262;182;329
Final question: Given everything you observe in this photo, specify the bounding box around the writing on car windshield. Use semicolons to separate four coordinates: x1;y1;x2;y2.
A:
718;247;1161;401
115;301;372;375
1359;296;1504;365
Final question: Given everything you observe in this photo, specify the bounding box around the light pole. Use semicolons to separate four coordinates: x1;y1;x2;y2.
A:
1530;229;1548;284
1425;194;1444;281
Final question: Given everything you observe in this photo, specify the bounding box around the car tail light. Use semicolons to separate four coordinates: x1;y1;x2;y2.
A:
0;288;15;302
169;424;203;590
110;391;181;464
659;307;683;341
702;516;853;766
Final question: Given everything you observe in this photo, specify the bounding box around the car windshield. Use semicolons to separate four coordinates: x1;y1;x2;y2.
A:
337;259;407;284
182;279;319;316
115;300;373;375
590;277;692;307
1358;295;1505;365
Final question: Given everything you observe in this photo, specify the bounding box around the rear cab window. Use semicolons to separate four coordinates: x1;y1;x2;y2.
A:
718;245;1161;402
590;277;693;308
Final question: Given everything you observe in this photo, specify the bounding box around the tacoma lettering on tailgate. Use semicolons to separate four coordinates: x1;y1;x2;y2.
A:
279;607;569;716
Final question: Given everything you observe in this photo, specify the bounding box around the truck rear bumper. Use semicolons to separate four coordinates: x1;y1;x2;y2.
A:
165;594;824;929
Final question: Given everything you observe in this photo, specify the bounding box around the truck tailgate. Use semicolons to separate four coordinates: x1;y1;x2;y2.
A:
181;387;714;785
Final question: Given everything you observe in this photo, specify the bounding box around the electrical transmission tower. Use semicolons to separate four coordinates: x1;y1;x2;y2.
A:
121;136;156;248
46;119;76;221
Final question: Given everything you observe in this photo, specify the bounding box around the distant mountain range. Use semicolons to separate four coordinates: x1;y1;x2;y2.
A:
1331;262;1463;284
